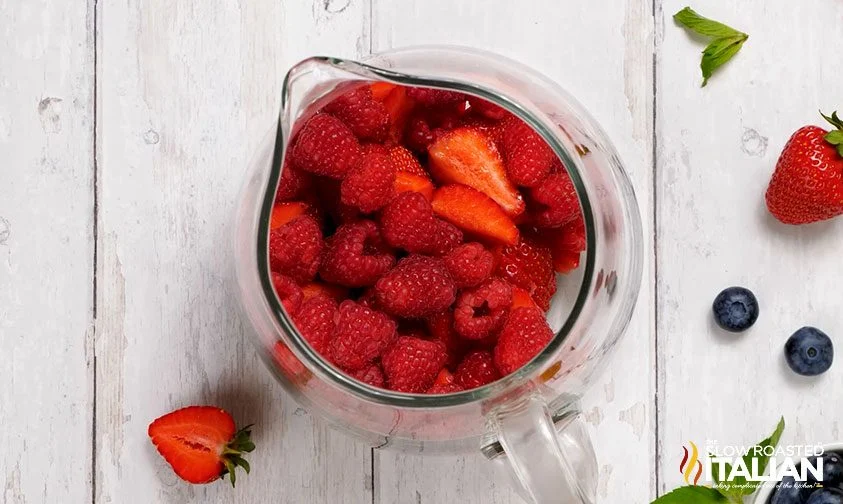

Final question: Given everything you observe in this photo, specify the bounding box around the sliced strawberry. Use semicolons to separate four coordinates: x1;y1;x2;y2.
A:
370;82;396;101
394;171;435;201
510;284;540;311
380;85;416;143
431;184;519;245
428;128;525;217
300;281;348;302
270;202;308;230
148;406;254;486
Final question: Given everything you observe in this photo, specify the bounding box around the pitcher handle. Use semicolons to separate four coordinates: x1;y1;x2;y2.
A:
489;396;598;504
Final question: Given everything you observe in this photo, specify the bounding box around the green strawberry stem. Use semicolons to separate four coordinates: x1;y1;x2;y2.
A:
220;424;256;487
821;110;843;157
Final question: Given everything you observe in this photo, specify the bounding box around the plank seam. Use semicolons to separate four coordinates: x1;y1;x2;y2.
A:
90;0;100;501
651;0;662;498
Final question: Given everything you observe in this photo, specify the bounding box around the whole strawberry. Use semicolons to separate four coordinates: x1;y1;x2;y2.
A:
148;406;254;486
766;111;843;224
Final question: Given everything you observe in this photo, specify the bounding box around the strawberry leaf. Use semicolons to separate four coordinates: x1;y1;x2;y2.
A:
826;131;843;145
674;7;749;86
821;111;843;131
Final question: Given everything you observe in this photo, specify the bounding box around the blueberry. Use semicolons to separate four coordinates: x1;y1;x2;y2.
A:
807;488;843;504
785;327;834;376
821;453;843;485
770;476;810;504
712;286;759;332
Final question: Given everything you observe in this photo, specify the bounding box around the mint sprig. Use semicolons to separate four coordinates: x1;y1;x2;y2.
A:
674;7;749;86
651;417;785;504
821;110;843;157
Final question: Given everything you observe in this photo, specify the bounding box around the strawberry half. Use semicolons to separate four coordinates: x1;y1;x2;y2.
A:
148;406;255;486
427;127;525;217
431;184;519;245
766;111;843;224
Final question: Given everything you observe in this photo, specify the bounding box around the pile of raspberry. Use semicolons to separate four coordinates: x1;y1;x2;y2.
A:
268;82;586;394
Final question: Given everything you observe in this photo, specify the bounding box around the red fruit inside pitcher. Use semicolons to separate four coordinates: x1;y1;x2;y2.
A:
268;82;586;394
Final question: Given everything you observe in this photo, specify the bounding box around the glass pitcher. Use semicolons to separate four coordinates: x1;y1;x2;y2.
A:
233;46;644;504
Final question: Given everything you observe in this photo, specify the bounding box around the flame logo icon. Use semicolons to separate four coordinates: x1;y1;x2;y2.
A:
680;442;703;485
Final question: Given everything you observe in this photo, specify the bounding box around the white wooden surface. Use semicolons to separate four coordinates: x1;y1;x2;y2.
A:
1;0;841;502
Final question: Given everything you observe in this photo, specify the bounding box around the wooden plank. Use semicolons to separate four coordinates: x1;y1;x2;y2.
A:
0;0;95;502
371;1;656;502
94;0;373;502
656;0;843;494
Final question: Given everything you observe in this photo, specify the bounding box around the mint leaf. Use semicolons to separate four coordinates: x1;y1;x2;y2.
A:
674;7;749;86
719;417;786;497
651;486;728;503
674;7;744;39
700;35;748;86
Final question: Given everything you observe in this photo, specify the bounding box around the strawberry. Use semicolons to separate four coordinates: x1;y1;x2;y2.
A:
493;235;557;311
370;82;396;101
431;184;519;245
394;171;435;201
501;118;555;187
766;111;843;224
427;127;525;216
270;202;309;230
379;85;416;143
510;284;540;311
388;145;428;177
300;281;348;302
148;406;254;486
323;85;389;142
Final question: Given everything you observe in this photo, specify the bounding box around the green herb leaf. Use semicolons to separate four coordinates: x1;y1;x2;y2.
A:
719;417;786;496
651;486;729;503
674;7;749;86
674;7;744;39
700;35;748;86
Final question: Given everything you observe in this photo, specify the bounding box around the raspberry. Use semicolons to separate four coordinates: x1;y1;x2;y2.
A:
388;145;428;178
290;114;361;178
426;310;468;369
271;273;303;316
427;369;464;394
382;336;447;393
455;350;501;389
427;382;464;394
320;220;395;287
502;119;555;187
467;97;508;121
405;87;466;107
493;307;554;375
276;159;311;203
292;294;338;355
404;116;435;153
360;143;390;156
350;363;385;388
453;278;512;340
494;236;556;311
375;256;456;318
269;215;323;283
443;242;494;288
529;172;581;228
323;86;389;142
340;150;396;213
329;301;396;372
380;192;462;255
